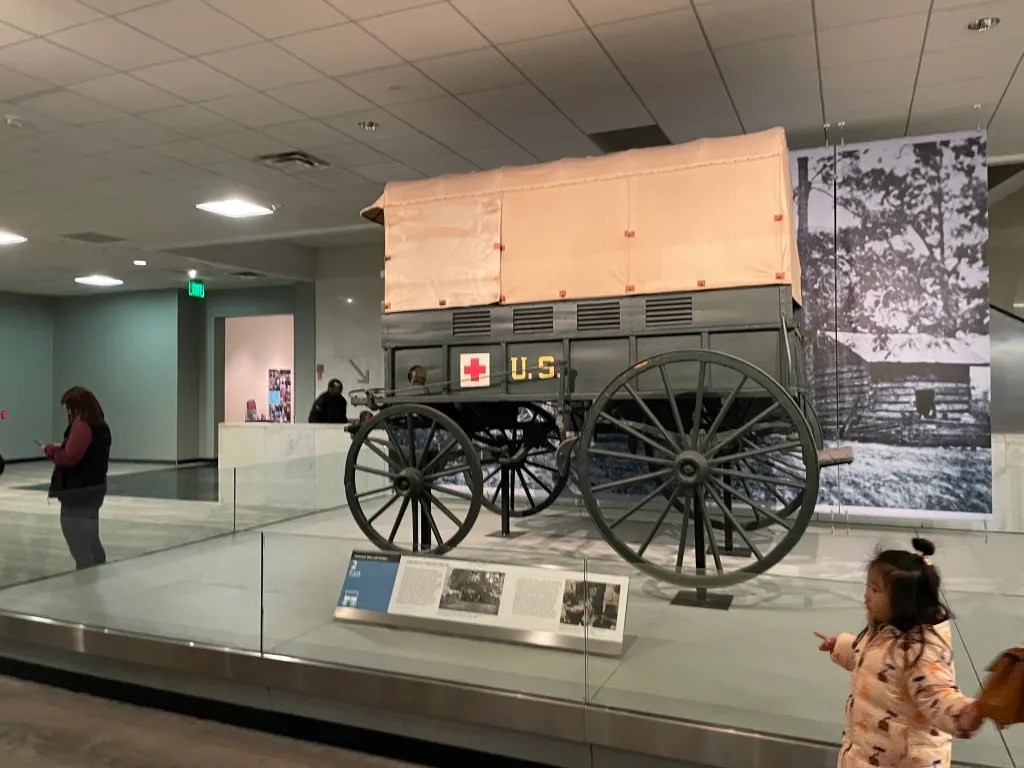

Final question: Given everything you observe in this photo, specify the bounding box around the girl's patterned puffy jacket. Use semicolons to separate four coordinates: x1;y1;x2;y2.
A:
830;620;975;768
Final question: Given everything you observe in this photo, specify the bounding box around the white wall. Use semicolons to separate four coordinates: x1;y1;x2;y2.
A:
224;314;295;423
0;293;53;460
314;246;385;400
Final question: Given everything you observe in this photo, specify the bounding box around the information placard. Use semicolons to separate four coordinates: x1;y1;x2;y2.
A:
335;551;629;656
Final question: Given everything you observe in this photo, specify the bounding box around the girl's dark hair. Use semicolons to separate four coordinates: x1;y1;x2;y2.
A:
60;386;105;423
858;537;951;665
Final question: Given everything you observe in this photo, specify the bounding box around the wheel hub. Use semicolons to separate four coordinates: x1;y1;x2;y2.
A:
394;467;425;497
674;450;710;486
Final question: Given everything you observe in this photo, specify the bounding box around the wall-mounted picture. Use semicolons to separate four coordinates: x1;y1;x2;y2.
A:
268;368;293;423
439;568;505;616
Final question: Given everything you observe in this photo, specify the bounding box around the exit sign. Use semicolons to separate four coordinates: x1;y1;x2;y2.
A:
187;279;205;299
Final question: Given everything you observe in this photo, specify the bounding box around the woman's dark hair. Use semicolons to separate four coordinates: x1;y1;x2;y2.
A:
858;537;951;666
60;386;105;422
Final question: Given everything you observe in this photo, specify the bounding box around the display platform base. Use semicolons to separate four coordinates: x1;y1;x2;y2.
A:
335;551;629;656
670;589;734;611
708;545;752;559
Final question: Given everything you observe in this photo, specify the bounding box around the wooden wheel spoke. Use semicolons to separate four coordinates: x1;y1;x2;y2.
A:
712;465;804;490
623;383;680;451
425;490;464;528
353;464;398;480
697;492;723;575
366;493;400;525
591;467;672;494
609;478;675;530
424;462;473;482
516;468;536;509
597;411;675;457
710;439;802;465
675;494;691;571
637;483;681;558
704;484;763;560
521;464;554;496
387;496;411;543
709;476;792;530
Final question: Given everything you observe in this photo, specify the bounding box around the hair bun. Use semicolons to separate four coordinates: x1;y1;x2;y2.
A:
911;537;936;557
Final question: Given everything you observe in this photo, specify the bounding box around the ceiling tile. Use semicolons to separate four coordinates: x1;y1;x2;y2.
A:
0;67;51;101
572;0;687;26
201;157;291;186
913;77;1007;113
0;0;102;35
502;30;622;84
406;152;478;175
820;56;920;95
461;83;558;123
322;108;415;140
205;129;291;157
201;43;322;90
19;91;124;124
352;160;423;182
499;114;597;161
70;74;184;113
152;139;236;165
268;79;373;117
0;39;115;86
203;0;347;38
695;0;813;48
202;92;305;128
832;116;907;145
388;95;480;130
909;104;995;135
326;0;434;20
313;141;393;167
918;40;1024;85
277;23;401;76
814;0;929;28
412;119;513;151
0;21;30;47
417;48;523;94
817;13;927;68
133;59;250;102
716;33;817;83
540;78;651;134
119;0;261;55
361;3;488;60
462;144;536;169
741;98;822;134
261;119;347;148
49;18;185;70
305;167;370;191
823;86;911;123
141;104;241;137
729;68;821;115
451;0;583;44
340;64;445;105
32;125;129;155
359;131;449;161
87;115;185;146
592;9;706;66
926;1;1024;50
80;0;163;10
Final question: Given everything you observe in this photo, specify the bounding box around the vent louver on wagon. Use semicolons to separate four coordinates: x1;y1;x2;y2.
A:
645;295;694;328
513;305;554;334
452;309;491;337
576;301;620;332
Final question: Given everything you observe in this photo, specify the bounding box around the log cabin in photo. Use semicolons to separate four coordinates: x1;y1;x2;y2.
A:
810;330;990;448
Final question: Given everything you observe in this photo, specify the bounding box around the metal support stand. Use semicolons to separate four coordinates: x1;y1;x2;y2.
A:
486;462;526;539
672;491;733;611
709;479;751;559
414;496;432;551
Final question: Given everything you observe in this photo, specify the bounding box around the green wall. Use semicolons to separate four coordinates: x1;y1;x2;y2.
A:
0;293;54;460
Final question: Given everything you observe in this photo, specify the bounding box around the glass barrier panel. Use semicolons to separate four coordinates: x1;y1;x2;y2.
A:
261;531;588;707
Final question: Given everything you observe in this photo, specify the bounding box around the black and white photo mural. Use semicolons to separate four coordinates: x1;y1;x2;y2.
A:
791;131;991;517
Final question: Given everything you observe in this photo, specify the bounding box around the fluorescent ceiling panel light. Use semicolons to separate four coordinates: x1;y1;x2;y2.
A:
74;274;123;287
0;230;27;245
196;198;274;218
133;259;147;266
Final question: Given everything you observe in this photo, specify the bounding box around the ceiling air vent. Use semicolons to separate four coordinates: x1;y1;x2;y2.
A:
513;305;554;334
577;300;620;332
452;309;490;337
231;271;265;279
588;124;671;154
645;295;694;328
256;150;330;172
63;232;126;243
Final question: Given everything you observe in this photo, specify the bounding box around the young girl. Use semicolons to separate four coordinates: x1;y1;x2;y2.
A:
815;538;984;767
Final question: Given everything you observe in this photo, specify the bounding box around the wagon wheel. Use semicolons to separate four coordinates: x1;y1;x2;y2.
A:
344;404;483;555
471;404;569;517
577;349;819;588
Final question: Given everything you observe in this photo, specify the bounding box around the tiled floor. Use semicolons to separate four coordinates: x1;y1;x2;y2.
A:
0;675;423;768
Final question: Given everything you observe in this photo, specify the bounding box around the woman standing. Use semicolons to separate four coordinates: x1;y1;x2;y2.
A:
44;386;111;570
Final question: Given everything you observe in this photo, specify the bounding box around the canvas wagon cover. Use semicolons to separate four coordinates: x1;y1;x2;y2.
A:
363;127;800;313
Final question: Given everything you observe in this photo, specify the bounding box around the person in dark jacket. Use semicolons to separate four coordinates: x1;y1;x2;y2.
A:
308;378;348;424
44;386;111;570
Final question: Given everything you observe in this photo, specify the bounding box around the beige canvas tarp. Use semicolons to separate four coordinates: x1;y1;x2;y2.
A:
363;127;801;313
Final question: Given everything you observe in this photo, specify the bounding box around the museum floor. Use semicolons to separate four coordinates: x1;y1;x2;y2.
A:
0;461;1020;767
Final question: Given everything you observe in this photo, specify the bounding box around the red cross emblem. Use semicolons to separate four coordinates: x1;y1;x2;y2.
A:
458;353;490;388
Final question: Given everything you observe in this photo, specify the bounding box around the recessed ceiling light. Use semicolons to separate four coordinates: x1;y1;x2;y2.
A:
187;269;197;279
196;198;274;218
358;120;378;131
75;275;123;287
346;297;353;304
133;259;147;266
967;16;1000;32
0;230;27;245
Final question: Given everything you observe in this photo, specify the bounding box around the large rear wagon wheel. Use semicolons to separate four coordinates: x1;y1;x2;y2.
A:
577;349;819;588
344;404;483;555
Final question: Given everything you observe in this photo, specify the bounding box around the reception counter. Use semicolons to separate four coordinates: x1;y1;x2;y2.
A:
218;423;353;512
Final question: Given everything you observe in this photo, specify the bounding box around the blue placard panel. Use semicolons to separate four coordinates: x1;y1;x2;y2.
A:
338;551;401;612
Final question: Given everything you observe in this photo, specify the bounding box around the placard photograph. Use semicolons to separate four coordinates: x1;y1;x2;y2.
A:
560;580;621;631
439;568;505;616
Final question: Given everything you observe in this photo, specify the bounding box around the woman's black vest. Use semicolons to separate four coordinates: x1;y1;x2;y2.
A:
49;419;111;503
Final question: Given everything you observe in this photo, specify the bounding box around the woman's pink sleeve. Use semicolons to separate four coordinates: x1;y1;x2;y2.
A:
46;421;93;468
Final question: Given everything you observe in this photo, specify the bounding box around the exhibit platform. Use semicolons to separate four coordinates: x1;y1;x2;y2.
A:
0;491;1018;768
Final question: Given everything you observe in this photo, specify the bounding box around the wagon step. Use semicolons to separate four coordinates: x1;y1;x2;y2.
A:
817;445;854;468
